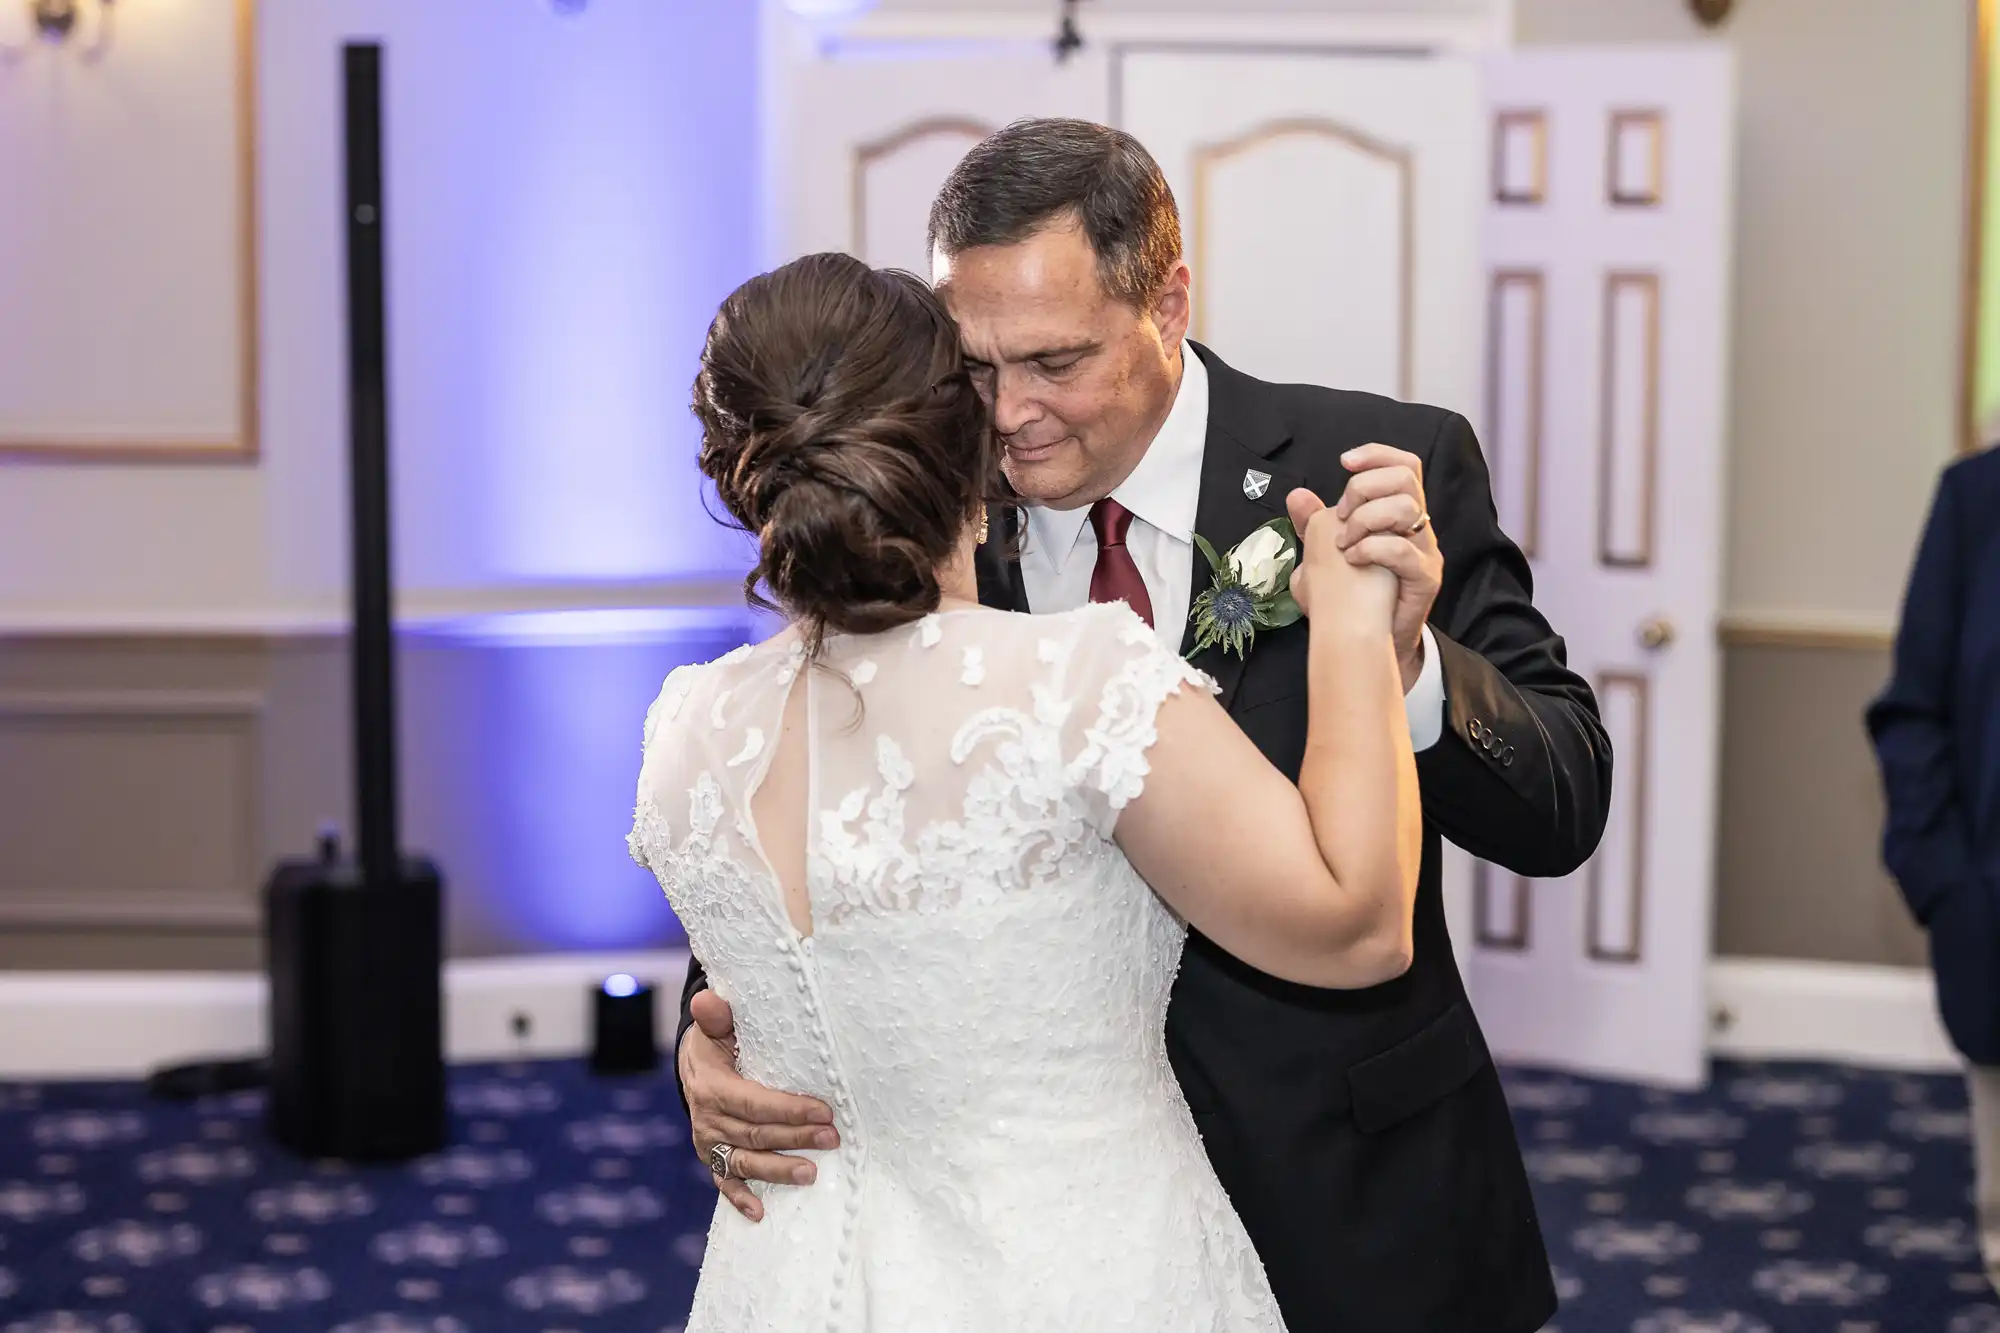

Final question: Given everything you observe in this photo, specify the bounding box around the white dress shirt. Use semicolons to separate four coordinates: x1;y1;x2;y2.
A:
1018;348;1446;751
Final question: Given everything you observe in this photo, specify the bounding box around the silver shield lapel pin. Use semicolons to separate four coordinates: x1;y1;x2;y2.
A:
1241;469;1272;501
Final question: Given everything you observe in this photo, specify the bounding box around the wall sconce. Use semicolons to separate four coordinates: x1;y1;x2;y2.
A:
2;0;117;63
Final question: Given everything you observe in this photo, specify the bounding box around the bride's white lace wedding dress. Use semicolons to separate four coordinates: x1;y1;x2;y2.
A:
629;601;1287;1332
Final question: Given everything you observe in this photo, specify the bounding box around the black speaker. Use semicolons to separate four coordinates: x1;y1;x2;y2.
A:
265;846;446;1160
263;41;447;1162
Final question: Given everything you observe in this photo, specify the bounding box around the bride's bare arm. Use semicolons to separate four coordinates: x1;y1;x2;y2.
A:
1114;499;1422;989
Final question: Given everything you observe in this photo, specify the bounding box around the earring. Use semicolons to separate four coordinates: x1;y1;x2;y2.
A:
975;510;991;545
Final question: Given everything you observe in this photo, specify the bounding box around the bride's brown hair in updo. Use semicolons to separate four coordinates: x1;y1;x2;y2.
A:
693;253;1000;651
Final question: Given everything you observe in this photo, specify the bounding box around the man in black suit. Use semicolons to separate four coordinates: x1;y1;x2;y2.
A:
674;119;1611;1331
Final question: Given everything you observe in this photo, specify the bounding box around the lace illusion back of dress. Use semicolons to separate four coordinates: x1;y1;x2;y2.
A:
628;603;1287;1333
745;657;814;939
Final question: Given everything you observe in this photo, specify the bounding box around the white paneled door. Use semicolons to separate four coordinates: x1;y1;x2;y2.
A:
1470;49;1735;1087
1119;51;1484;417
771;35;1736;1089
776;42;1109;271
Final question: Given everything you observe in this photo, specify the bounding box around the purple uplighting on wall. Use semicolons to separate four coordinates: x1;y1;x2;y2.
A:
381;0;762;592
331;0;767;953
402;611;758;952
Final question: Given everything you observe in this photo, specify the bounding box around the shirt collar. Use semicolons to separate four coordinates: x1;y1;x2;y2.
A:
1024;346;1210;572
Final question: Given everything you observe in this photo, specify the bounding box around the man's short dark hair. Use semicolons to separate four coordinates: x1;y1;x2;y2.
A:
927;118;1182;308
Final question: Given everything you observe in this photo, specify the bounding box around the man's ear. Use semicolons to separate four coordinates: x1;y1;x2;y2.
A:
1150;260;1193;348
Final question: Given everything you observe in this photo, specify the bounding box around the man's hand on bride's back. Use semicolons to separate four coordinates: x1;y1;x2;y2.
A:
682;989;840;1222
1284;487;1396;627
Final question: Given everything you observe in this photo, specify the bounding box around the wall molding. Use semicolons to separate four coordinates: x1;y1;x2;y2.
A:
9;601;1885;648
0;892;259;932
1718;612;1896;651
0;951;693;1080
0;952;1952;1082
1709;957;1955;1073
0;579;757;640
1959;0;1993;456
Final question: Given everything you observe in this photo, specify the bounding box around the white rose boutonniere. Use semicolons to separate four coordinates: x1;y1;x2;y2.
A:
1188;517;1302;659
1228;525;1295;597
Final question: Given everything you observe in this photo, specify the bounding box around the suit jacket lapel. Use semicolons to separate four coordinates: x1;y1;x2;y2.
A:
975;501;1030;612
1179;342;1298;712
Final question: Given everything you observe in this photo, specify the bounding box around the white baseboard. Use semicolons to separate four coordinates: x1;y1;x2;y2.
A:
0;950;690;1081
444;951;690;1065
1708;957;1958;1073
0;951;1956;1083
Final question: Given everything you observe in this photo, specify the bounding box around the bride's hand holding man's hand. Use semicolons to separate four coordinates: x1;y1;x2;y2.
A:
1285;487;1397;630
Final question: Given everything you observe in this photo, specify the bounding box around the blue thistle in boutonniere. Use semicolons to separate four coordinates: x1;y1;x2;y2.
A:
1188;517;1303;660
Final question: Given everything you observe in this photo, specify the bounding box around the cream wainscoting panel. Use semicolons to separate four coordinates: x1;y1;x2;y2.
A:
0;691;263;928
1713;617;1920;971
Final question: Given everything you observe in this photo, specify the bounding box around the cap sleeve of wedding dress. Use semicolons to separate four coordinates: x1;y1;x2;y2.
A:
1056;602;1219;834
625;608;1283;1333
625;642;756;877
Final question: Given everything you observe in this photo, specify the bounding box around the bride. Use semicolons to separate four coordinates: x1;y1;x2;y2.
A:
628;252;1421;1331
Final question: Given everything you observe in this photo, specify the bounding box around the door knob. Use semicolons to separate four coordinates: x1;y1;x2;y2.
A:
1638;617;1676;651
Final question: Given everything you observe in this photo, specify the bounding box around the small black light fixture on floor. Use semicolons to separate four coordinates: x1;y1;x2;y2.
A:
590;974;660;1075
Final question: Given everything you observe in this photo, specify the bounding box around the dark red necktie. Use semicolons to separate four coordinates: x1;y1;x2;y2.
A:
1089;498;1154;628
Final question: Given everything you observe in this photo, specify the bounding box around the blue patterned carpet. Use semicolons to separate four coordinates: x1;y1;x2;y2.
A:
0;1058;1990;1332
1509;1063;1997;1333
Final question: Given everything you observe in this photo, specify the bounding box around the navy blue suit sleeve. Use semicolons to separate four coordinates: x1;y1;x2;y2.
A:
1866;470;1974;924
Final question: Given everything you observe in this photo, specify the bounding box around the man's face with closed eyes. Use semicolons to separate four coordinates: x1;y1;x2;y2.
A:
932;216;1189;512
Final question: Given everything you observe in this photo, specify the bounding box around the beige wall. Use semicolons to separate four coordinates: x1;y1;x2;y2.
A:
1518;0;1968;621
1715;640;1926;966
1520;0;1969;965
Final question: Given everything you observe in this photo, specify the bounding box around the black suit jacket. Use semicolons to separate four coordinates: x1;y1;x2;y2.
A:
678;344;1612;1332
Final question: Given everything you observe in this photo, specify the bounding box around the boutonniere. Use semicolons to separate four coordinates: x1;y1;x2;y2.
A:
1188;518;1302;660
